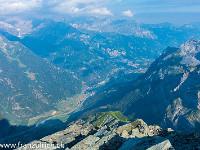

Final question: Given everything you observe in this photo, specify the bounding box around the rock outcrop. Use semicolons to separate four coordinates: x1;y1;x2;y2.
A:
119;136;173;150
16;117;200;150
116;119;162;138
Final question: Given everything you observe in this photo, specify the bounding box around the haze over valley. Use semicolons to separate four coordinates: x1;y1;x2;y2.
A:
0;0;200;149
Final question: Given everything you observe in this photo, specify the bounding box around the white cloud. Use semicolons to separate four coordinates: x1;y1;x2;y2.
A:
49;0;112;15
90;7;113;15
0;0;42;15
0;0;113;16
122;10;134;17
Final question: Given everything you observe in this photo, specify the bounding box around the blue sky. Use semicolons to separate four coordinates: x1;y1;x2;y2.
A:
111;0;200;24
0;0;200;24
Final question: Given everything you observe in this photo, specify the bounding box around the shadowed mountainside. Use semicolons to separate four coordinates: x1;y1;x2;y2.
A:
0;35;82;126
71;39;200;132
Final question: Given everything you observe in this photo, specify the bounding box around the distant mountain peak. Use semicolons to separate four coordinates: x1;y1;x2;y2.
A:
180;39;200;55
179;39;200;66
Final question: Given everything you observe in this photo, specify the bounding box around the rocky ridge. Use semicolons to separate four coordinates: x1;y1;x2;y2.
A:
16;117;200;150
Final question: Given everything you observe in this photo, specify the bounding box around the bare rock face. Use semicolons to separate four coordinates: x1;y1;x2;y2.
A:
149;125;162;135
69;129;122;150
40;119;95;146
180;39;200;66
131;119;152;138
116;119;162;138
119;136;174;150
116;124;133;136
16;118;200;150
121;130;129;139
16;119;96;150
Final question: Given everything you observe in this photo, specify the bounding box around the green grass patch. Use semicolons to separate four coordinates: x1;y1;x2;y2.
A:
87;111;130;127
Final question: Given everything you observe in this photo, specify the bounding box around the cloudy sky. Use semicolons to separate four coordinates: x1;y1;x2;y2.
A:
0;0;200;24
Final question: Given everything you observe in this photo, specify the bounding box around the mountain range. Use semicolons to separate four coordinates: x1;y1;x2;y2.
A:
73;39;200;132
1;17;200;89
0;16;200;142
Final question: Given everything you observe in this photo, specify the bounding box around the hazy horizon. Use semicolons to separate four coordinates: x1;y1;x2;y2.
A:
0;0;200;25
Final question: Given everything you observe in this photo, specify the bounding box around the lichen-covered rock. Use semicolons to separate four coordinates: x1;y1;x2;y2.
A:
16;117;200;150
121;130;129;139
70;128;122;150
166;128;174;132
131;119;153;138
116;119;162;138
40;119;95;146
149;125;162;135
116;124;133;135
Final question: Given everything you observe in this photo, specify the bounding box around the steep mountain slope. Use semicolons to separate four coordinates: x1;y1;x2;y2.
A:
2;18;200;89
0;35;81;126
73;39;200;132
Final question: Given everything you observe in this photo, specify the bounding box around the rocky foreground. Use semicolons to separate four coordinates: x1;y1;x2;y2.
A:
16;119;200;150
